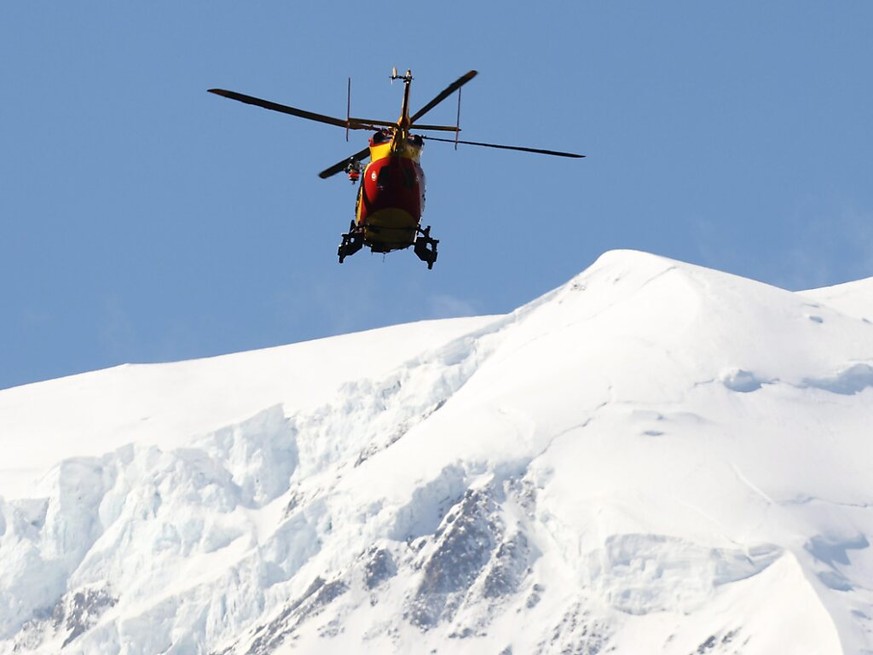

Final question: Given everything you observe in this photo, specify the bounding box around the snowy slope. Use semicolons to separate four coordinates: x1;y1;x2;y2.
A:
0;317;494;500
802;277;873;323
2;250;873;654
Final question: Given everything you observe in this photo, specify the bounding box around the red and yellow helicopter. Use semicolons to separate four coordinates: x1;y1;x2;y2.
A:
209;69;583;269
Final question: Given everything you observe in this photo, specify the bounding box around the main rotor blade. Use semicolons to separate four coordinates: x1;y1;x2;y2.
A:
209;88;371;130
422;135;585;159
348;117;398;129
410;70;478;124
318;146;371;179
412;123;464;133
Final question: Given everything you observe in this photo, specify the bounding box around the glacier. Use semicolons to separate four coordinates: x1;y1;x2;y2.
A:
1;249;873;654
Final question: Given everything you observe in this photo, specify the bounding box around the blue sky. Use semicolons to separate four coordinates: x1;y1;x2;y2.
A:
2;2;872;390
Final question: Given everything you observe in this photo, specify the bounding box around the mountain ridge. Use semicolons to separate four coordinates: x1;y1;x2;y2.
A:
2;249;872;654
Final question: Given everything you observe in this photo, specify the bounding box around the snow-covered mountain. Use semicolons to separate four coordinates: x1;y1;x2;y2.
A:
2;249;873;654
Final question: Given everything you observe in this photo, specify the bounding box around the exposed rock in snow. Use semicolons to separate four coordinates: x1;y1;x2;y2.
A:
1;250;872;654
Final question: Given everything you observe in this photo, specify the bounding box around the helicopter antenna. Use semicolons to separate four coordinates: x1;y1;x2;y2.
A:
345;77;351;142
454;86;462;150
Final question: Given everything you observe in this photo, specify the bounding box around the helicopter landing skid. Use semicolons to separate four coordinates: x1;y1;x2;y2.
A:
337;222;438;269
414;225;439;270
337;221;363;263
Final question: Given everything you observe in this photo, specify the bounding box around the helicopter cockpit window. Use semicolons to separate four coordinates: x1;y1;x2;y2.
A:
372;130;390;144
377;166;391;189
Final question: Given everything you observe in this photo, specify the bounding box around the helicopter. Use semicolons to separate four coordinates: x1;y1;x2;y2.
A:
208;69;584;269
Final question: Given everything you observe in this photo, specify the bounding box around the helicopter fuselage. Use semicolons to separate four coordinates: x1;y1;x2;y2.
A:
207;68;582;270
355;134;426;253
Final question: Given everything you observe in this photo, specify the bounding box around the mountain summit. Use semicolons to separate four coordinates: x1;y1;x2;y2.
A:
2;250;873;654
